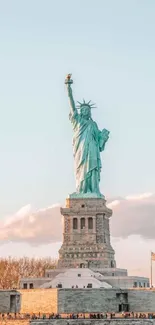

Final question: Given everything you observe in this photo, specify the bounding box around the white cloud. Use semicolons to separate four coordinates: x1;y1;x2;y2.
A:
107;200;120;208
4;204;34;226
0;204;62;245
110;193;155;239
125;192;153;201
0;193;155;245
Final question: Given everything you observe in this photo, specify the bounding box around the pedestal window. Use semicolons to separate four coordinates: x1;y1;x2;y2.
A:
81;218;85;229
88;217;93;229
73;218;78;229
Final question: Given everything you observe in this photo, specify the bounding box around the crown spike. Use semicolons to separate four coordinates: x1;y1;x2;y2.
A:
76;100;97;109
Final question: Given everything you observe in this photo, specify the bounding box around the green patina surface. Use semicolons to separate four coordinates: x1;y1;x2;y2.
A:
65;74;109;198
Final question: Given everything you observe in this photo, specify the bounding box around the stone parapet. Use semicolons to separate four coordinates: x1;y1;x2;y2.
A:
57;288;155;313
0;290;21;313
17;288;155;316
30;320;155;325
58;288;127;313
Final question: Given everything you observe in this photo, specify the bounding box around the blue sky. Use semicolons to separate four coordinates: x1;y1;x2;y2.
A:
0;0;155;216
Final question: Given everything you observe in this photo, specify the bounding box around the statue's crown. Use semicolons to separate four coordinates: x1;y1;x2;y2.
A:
77;100;96;109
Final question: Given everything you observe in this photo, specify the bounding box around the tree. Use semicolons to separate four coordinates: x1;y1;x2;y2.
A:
0;257;57;289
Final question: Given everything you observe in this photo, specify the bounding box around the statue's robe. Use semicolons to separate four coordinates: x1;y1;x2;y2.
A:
70;112;108;194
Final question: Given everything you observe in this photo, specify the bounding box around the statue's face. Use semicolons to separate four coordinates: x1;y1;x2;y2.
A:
81;106;91;119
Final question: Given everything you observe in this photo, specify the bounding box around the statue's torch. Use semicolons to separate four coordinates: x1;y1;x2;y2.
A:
65;73;73;84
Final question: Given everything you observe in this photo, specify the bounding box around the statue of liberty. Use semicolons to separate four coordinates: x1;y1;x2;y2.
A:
65;74;110;198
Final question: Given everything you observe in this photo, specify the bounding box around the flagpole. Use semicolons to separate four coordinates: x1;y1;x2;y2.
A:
151;251;152;288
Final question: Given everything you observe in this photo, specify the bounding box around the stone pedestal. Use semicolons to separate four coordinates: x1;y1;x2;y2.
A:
58;197;116;269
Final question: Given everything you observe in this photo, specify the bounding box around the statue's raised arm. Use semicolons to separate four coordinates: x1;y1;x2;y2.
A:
65;74;77;117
